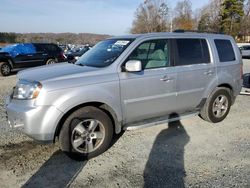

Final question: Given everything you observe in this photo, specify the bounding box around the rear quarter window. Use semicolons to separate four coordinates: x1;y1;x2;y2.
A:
214;39;235;62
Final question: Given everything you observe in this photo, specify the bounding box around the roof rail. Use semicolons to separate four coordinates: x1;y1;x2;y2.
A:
173;29;224;34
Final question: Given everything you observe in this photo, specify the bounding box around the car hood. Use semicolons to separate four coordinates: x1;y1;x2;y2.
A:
17;63;99;82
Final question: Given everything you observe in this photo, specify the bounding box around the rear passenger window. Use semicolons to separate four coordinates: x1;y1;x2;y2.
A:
44;44;60;52
175;39;210;66
33;45;45;53
214;39;235;62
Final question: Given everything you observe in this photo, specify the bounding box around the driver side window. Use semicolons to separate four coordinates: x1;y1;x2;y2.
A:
127;39;169;69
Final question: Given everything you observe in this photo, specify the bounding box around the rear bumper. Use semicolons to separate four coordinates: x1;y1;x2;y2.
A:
6;99;63;143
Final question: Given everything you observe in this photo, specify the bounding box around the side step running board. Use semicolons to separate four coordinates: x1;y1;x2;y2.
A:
123;112;199;131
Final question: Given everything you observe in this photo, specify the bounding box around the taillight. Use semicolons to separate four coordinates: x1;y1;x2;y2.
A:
59;52;66;60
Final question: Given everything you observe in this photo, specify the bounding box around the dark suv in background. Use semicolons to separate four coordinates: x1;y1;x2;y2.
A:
0;43;66;76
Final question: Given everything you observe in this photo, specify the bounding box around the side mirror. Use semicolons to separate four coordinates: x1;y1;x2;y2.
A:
125;60;142;72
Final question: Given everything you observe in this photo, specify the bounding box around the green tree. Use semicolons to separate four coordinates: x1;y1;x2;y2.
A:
220;0;244;36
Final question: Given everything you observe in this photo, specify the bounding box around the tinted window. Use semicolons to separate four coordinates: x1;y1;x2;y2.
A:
215;39;235;62
128;39;169;69
244;45;250;50
175;39;210;66
44;44;60;52
33;44;45;52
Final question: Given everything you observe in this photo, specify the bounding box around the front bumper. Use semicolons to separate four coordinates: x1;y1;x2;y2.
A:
6;97;63;142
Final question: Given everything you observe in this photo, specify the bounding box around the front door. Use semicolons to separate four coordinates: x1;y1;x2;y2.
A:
119;39;177;124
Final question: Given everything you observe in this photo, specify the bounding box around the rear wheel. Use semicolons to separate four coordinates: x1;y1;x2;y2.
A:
46;59;57;65
200;87;232;123
0;62;11;76
59;106;114;161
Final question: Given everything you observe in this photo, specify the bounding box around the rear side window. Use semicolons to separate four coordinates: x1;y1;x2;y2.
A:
214;39;235;62
175;39;210;66
33;44;44;52
39;44;60;52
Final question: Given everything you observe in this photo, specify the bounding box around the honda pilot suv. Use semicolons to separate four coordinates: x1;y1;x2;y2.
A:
0;43;66;76
6;32;243;160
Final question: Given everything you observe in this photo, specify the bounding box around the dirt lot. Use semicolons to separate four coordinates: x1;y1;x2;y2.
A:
0;60;250;188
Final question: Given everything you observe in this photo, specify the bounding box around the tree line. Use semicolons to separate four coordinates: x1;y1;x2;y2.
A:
131;0;250;42
0;32;110;45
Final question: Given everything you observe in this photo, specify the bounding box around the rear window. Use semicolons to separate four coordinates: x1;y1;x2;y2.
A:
175;39;210;66
214;39;235;62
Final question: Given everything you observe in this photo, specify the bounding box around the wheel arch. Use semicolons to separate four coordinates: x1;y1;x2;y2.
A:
54;101;121;142
217;83;235;104
0;58;13;68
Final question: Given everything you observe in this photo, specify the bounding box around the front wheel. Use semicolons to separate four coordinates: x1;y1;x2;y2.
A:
0;62;11;76
200;87;232;123
59;106;114;161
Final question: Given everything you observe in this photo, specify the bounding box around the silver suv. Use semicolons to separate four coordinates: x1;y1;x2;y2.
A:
6;32;243;160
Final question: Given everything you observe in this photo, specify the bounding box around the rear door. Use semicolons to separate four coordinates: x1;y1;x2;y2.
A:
119;39;177;123
32;44;48;65
174;38;216;113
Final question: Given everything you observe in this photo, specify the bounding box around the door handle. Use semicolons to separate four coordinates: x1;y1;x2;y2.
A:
27;54;33;57
160;76;173;82
204;70;214;75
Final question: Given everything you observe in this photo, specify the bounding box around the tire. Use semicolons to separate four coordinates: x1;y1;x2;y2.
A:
46;59;57;65
200;87;232;123
0;62;11;76
59;106;114;161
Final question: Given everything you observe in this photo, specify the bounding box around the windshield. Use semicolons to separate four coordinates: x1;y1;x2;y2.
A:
76;39;133;67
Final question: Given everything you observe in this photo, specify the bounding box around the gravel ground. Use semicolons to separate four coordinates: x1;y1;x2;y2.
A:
0;60;250;188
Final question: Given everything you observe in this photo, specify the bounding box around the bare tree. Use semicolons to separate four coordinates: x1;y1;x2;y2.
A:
239;0;250;41
172;0;194;30
130;0;170;34
195;0;223;32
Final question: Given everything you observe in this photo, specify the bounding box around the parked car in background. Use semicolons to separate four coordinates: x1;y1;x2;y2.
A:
66;46;90;63
238;43;250;58
6;32;242;160
0;43;66;76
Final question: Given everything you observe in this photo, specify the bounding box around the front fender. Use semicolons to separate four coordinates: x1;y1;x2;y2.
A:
35;81;123;128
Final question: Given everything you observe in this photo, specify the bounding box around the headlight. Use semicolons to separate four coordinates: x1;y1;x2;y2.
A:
13;80;42;100
75;56;80;60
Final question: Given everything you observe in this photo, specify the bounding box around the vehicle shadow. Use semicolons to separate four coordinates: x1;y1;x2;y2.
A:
143;115;190;188
22;150;86;188
0;140;86;188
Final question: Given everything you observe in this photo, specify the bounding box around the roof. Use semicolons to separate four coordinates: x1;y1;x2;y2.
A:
109;31;232;40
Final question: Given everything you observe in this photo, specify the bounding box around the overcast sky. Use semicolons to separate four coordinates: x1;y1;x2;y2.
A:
0;0;209;35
